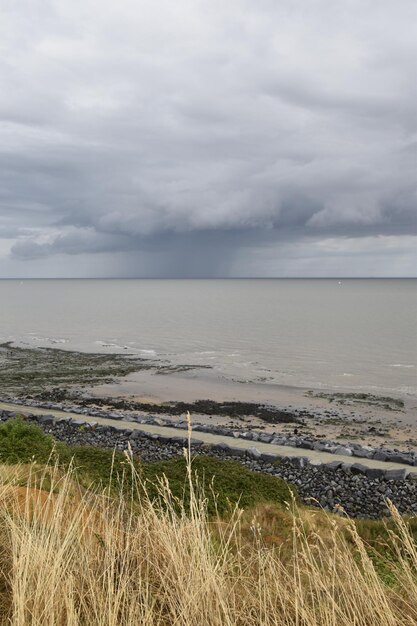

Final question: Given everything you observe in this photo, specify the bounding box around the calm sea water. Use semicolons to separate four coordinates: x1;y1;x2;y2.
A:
0;279;416;396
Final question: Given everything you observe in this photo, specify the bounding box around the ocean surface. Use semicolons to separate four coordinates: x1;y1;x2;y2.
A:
0;279;416;396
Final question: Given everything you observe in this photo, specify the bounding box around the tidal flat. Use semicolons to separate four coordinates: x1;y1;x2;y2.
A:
0;342;210;392
1;342;416;449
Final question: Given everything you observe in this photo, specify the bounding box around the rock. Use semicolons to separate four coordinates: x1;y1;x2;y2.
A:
373;450;388;462
387;453;413;465
189;438;203;447
334;446;353;457
108;412;122;420
228;446;247;457
271;437;285;445
258;433;273;443
168;436;188;445
352;448;373;459
385;468;408;481
35;414;55;425
212;442;230;452
71;419;87;427
364;467;386;479
350;463;369;475
129;430;145;440
323;445;338;454
260;452;278;463
324;461;343;470
298;440;315;450
2;409;417;519
285;456;307;468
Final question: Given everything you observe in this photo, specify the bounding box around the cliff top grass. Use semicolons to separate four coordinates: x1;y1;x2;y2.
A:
1;416;416;543
0;417;292;516
0;420;416;624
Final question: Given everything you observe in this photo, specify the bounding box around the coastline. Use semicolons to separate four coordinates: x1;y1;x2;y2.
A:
1;342;416;450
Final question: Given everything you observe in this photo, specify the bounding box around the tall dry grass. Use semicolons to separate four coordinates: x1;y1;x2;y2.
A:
0;444;416;626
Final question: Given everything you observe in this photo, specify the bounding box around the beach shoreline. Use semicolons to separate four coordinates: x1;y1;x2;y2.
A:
1;342;416;450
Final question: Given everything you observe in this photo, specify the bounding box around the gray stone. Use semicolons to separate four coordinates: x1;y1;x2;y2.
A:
387;453;413;465
258;433;273;443
36;414;55;425
156;435;172;443
334;446;353;456
212;442;231;452
385;468;408;481
373;450;388;462
260;452;278;463
228;447;247;457
324;461;343;470
129;430;146;440
71;419;87;427
352;448;372;459
350;463;369;475
168;436;188;445
323;445;339;454
189;438;203;447
247;447;262;459
365;467;386;479
298;440;314;450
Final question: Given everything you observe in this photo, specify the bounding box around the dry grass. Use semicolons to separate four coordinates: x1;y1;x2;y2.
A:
0;446;416;625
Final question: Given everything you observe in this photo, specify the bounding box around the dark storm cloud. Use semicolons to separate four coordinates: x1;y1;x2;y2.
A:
0;0;416;276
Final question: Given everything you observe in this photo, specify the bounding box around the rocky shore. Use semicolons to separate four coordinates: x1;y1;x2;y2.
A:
2;408;417;520
2;343;416;451
3;395;416;467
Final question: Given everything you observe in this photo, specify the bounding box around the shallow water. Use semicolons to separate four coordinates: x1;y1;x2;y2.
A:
0;278;416;396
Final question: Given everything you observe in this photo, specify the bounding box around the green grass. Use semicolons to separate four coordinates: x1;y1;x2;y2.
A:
0;417;293;516
0;417;67;464
142;456;293;516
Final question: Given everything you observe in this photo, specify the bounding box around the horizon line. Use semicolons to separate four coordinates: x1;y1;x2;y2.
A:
0;276;415;280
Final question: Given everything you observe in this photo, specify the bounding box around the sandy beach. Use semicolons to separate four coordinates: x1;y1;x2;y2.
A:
1;343;416;450
85;367;417;449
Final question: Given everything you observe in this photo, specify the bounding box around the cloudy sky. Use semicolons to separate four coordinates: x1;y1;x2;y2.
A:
0;0;416;277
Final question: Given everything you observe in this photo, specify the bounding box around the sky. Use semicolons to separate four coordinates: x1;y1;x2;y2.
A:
0;0;416;278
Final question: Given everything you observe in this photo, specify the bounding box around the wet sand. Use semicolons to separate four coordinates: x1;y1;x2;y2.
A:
1;342;416;449
85;368;417;449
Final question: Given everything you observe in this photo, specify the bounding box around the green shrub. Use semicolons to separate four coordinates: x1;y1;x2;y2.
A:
0;417;66;464
142;455;294;516
0;418;293;516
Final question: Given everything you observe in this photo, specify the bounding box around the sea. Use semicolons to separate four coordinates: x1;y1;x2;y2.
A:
0;278;416;397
